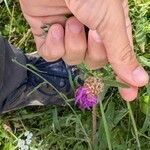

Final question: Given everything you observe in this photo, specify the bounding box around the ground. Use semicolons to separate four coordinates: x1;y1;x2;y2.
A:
0;0;150;150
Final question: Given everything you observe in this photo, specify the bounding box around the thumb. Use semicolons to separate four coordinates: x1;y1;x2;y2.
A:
97;1;149;87
65;0;149;87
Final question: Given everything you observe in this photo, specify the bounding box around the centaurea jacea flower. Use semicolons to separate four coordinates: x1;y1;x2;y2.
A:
75;76;103;110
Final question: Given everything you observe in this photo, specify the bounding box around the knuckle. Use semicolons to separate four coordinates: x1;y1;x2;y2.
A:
68;46;86;56
119;44;136;64
87;48;107;63
64;59;82;65
64;48;85;65
84;59;106;70
49;51;59;60
68;0;82;12
37;49;43;58
85;57;107;69
68;0;97;29
39;47;58;62
41;52;52;62
92;53;107;63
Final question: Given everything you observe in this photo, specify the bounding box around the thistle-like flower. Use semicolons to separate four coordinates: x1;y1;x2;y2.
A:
75;76;104;110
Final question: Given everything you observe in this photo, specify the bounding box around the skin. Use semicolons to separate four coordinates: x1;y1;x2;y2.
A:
19;0;149;101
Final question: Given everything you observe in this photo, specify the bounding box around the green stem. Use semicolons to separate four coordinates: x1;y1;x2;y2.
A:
99;96;112;150
127;102;141;150
92;105;97;146
4;0;12;16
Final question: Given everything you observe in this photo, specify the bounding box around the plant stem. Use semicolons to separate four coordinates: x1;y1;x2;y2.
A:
99;96;112;150
92;105;97;145
127;102;141;150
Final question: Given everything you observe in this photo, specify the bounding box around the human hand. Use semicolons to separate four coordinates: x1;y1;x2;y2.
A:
19;0;149;101
64;0;149;100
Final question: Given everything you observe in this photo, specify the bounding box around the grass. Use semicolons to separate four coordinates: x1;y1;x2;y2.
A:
0;0;150;149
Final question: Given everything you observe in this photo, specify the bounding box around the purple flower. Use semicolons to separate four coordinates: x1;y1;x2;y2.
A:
75;86;97;110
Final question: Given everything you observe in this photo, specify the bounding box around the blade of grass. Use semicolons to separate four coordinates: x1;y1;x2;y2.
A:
8;4;14;40
141;95;150;132
67;67;75;92
92;105;97;146
127;102;141;150
3;0;11;16
27;81;46;97
99;87;112;150
17;29;31;47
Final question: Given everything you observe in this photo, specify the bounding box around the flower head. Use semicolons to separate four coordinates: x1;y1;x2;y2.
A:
75;86;97;110
75;76;104;110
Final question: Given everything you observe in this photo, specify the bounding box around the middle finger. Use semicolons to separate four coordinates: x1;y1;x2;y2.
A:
63;17;87;65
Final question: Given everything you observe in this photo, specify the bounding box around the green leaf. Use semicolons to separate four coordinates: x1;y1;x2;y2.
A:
113;109;128;126
52;107;61;131
139;56;150;67
103;79;129;88
141;95;150;132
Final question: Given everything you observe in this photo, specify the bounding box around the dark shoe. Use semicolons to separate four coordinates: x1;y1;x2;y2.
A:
0;36;78;113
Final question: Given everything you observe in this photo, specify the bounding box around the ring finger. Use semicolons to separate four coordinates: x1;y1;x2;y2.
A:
84;30;108;69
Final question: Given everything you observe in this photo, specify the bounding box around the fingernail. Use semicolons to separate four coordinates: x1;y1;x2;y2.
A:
90;30;101;43
68;20;82;33
132;66;149;86
51;26;63;40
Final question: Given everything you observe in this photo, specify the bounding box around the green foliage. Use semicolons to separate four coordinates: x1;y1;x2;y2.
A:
130;0;150;52
0;0;150;150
